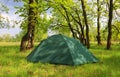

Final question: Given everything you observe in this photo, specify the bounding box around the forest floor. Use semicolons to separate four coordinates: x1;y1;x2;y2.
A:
0;42;120;77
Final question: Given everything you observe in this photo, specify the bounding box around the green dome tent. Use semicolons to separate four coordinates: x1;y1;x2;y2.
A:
27;34;98;65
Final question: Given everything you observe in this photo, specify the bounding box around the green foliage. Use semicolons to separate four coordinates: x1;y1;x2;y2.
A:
14;0;52;41
0;42;120;77
0;1;10;28
35;13;51;41
48;0;77;35
0;2;9;13
13;0;120;43
112;21;120;41
0;15;10;29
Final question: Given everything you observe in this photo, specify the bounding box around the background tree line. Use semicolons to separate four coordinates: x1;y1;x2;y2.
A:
0;0;120;51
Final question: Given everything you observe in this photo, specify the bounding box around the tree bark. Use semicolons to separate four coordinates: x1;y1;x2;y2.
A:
107;0;113;49
97;0;102;45
81;0;90;48
20;0;36;51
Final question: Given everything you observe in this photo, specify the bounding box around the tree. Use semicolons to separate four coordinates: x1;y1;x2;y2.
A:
20;0;37;51
70;7;86;45
112;0;120;42
48;0;76;38
106;0;113;49
60;4;76;38
15;0;51;51
97;0;102;45
48;0;93;46
81;0;90;48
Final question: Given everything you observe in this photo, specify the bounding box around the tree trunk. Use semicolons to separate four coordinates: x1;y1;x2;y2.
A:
107;0;113;49
70;8;86;45
81;0;90;48
60;4;76;38
97;0;102;45
20;0;36;51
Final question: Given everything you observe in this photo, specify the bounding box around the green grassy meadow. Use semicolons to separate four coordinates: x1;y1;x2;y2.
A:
0;42;120;77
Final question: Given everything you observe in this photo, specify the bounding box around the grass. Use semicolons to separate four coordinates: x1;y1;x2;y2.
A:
0;42;120;77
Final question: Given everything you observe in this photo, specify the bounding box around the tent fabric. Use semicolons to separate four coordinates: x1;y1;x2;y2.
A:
27;34;98;65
